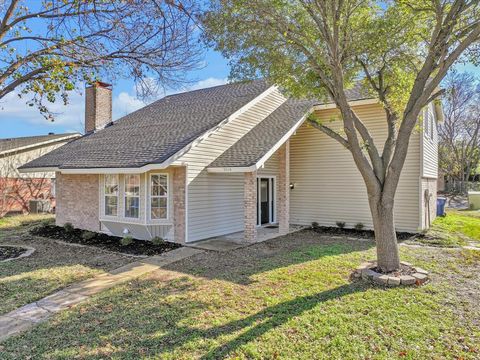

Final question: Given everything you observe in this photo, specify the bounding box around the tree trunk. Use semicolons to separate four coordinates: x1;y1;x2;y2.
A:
369;197;400;273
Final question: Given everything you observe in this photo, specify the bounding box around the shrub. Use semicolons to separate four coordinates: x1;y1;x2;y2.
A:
311;221;319;229
34;219;54;232
63;222;74;233
336;221;346;229
151;236;165;246
41;218;54;226
354;223;364;231
82;231;96;241
120;236;134;246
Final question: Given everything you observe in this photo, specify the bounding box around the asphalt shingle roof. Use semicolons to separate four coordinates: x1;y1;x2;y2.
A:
209;99;316;168
0;133;79;154
20;79;373;170
207;82;371;169
21;80;271;169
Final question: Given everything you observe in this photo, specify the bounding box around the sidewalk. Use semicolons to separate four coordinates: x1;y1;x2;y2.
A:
0;247;203;342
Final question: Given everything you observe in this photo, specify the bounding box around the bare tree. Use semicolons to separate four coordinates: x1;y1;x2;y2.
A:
439;72;480;193
0;0;201;118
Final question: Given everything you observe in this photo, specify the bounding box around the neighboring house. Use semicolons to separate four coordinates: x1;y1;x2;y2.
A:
19;80;441;243
0;133;80;216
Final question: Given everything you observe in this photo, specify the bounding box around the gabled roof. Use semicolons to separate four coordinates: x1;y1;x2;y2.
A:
0;133;80;156
20;80;272;170
20;79;376;172
207;82;373;170
209;99;316;170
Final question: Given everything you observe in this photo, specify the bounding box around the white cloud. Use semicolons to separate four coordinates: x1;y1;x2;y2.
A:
188;77;228;91
112;92;145;120
0;77;229;136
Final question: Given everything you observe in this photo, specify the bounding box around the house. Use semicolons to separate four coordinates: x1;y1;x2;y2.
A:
19;80;440;243
0;132;80;216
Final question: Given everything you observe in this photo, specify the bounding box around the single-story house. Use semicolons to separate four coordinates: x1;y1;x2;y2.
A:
0;132;80;216
19;80;440;243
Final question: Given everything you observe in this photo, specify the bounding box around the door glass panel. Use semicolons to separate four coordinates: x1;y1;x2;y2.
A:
261;180;268;202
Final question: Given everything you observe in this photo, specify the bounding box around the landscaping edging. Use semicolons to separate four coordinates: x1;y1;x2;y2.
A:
0;245;35;263
353;261;429;286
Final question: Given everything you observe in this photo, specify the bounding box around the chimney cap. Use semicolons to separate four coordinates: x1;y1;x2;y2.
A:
87;81;112;89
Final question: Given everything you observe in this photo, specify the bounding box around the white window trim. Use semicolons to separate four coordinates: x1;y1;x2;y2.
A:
148;173;170;222
124;174;141;219
104;174;119;218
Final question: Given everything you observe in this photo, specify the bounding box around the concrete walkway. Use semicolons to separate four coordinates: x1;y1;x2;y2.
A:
0;247;203;342
188;225;306;252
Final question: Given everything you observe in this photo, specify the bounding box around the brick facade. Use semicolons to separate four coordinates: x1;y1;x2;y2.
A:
277;141;290;234
0;177;54;216
85;83;112;133
173;166;186;243
56;172;100;231
244;170;257;242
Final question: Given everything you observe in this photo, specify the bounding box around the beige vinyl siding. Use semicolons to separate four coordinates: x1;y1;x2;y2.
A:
187;172;245;241
178;88;287;242
421;103;438;179
258;151;279;177
289;103;421;232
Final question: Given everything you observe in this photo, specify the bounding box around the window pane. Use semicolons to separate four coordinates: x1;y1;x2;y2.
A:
125;196;139;218
125;175;140;196
105;175;118;195
151;197;167;219
105;196;117;216
151;174;168;196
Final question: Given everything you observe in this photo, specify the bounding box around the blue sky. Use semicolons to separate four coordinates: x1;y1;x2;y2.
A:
1;49;479;139
0;49;231;139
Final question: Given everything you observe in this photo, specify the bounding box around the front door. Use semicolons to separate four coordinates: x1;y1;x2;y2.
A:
257;177;274;225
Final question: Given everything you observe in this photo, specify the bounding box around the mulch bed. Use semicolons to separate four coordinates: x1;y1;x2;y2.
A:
30;224;181;256
311;226;415;241
372;263;416;276
0;246;27;261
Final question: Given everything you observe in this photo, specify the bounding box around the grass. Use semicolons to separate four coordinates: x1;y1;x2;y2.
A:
0;215;134;315
416;209;480;247
0;230;479;359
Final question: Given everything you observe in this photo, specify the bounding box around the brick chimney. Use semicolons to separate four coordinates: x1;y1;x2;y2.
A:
85;81;112;133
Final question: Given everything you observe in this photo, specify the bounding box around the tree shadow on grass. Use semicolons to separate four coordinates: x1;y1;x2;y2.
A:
165;229;375;285
118;279;367;359
196;281;367;359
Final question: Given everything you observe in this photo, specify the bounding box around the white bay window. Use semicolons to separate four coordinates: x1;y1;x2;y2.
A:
150;174;168;220
104;174;118;216
124;174;140;218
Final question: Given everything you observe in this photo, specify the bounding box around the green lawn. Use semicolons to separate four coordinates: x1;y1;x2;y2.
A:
0;215;134;315
417;209;480;247
1;228;479;359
